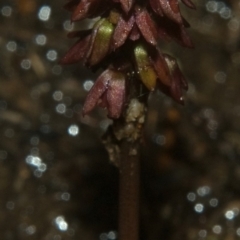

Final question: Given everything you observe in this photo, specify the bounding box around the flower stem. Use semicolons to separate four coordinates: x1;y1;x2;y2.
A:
118;140;140;240
103;89;147;240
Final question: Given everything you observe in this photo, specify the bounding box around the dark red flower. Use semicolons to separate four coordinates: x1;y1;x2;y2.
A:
61;0;195;118
82;69;126;119
60;18;114;66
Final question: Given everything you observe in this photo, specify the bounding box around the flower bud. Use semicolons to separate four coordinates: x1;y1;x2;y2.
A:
134;44;157;91
83;69;126;119
87;18;114;66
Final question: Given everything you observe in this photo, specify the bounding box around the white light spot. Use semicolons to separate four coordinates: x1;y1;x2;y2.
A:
233;207;239;216
214;71;226;84
107;231;117;240
35;34;47;45
194;203;204;213
99;233;108;240
30;136;39;146
198;229;207;238
55;216;68;231
52;65;62;75
197;186;211;197
225;210;234;220
25;155;47;176
21;59;31;70
156;135;166;145
6;41;17;52
63;20;74;31
228;19;240;32
26;225;36;235
187;192;196;202
53;91;63;101
1;6;12;17
203;108;214;118
236;228;240;236
209;198;218;207
212;225;222;234
56;103;66;114
38;163;47;172
4;128;14;138
46;50;57;61
83;80;94;91
38;5;51;21
61;192;70;201
219;7;231;19
6;201;15;210
68;124;79;136
206;1;218;13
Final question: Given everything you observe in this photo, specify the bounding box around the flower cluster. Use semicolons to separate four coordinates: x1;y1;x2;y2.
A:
61;0;195;118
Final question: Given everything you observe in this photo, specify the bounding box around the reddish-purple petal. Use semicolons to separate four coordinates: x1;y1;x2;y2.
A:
181;0;196;9
71;0;94;21
67;30;91;39
107;73;126;118
163;54;187;104
149;0;164;16
157;17;193;48
129;24;140;41
151;50;172;86
71;0;107;21
59;35;90;64
112;15;135;50
158;0;183;25
82;70;110;116
119;0;134;13
135;8;158;46
170;76;184;104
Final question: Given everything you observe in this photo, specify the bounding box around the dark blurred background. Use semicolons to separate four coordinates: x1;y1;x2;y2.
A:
1;0;240;239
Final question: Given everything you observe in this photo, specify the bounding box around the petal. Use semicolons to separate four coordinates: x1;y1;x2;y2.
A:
170;76;184;104
181;0;196;9
135;8;158;46
107;72;126;118
179;25;193;48
119;0;134;13
129;23;141;41
158;0;183;25
134;44;157;91
82;69;110;115
59;35;91;64
149;0;164;16
67;29;91;39
151;50;172;86
71;0;105;21
157;17;193;48
87;18;114;66
163;54;187;103
112;15;135;50
71;0;95;21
